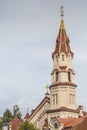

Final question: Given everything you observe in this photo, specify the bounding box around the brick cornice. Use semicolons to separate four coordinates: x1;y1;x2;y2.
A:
59;66;67;70
49;82;77;89
47;107;78;114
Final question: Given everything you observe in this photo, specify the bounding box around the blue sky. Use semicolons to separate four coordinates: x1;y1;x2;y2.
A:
0;0;87;117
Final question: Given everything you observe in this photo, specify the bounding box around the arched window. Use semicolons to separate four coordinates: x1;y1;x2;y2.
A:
56;71;59;82
72;94;75;104
52;94;58;105
68;71;71;82
54;123;58;129
52;94;55;105
62;54;64;61
56;94;58;105
69;94;72;104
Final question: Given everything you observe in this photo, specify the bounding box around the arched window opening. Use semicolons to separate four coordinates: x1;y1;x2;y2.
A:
56;71;59;82
62;54;64;61
52;94;55;105
72;94;75;104
56;55;58;62
68;71;71;82
54;123;58;129
56;94;58;105
52;94;58;106
69;94;72;104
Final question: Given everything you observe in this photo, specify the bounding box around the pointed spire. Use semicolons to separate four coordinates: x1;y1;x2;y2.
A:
52;6;74;58
60;19;65;30
24;107;30;120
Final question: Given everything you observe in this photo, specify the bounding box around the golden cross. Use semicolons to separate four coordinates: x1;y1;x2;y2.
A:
45;85;49;93
60;5;64;19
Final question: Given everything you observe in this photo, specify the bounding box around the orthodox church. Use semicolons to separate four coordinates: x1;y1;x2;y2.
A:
25;6;87;130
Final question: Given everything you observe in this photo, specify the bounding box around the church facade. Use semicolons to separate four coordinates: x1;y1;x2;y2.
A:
24;7;87;130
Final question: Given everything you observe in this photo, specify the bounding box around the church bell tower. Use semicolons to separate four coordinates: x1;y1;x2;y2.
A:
49;6;77;111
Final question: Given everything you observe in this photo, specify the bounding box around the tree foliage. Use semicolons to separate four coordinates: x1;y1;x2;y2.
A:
0;105;22;130
13;105;22;119
0;118;2;130
3;109;12;122
18;121;38;130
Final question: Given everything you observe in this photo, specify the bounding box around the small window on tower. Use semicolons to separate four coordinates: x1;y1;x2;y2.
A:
52;94;55;105
69;94;72;104
56;55;58;62
56;94;58;105
55;71;59;82
68;71;71;82
62;54;64;61
72;94;75;104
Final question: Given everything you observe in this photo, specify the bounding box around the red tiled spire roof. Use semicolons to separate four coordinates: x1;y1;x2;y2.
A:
43;121;48;128
9;116;22;130
24;112;30;120
42;119;49;130
52;8;74;58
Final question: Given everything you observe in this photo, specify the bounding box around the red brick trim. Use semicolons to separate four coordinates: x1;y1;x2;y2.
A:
49;82;77;89
59;66;67;70
47;107;78;114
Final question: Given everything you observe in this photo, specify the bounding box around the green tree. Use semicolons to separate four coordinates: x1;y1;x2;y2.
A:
13;105;22;119
0;117;2;130
3;109;12;122
18;121;38;130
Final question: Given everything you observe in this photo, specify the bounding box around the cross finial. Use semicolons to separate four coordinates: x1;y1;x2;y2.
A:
60;5;64;19
45;85;49;93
